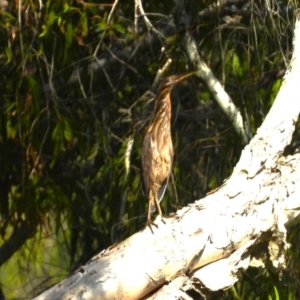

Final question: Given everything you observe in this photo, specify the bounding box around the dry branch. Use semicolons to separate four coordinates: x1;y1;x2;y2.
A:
175;5;252;144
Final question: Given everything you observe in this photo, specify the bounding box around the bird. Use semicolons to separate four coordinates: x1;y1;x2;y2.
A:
141;71;196;229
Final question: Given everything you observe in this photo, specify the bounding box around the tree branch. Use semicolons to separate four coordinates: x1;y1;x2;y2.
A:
174;6;252;144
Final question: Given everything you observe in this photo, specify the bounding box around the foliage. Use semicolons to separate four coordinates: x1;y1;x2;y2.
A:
0;0;299;298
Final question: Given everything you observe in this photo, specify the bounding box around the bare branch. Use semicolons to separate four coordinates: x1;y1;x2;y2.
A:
175;8;252;144
135;0;166;38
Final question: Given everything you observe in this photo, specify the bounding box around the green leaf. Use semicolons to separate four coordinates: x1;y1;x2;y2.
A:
4;47;12;64
80;12;88;37
62;118;73;142
112;23;126;34
270;79;282;104
39;24;48;38
273;286;279;300
57;16;62;26
47;9;57;27
232;52;243;77
63;3;77;13
117;91;123;99
97;21;107;32
0;11;16;21
65;22;73;48
24;75;40;115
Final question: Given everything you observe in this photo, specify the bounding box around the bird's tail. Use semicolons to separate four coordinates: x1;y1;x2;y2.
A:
150;180;168;213
150;201;156;213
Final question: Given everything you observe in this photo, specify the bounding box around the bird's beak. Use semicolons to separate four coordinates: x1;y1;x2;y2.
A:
166;71;197;86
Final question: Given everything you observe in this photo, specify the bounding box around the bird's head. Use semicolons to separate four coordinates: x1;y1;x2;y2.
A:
158;71;197;92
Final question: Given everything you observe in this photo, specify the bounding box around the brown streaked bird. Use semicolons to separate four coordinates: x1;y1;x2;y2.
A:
141;71;196;228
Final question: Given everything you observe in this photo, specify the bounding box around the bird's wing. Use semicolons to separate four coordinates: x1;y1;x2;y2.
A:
141;133;153;199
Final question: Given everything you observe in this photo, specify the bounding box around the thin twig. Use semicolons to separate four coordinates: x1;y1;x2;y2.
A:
135;0;166;38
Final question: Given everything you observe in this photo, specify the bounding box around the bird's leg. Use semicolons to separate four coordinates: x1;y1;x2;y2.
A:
154;195;165;224
146;200;158;232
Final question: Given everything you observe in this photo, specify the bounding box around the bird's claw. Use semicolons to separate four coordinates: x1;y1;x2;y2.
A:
160;215;166;224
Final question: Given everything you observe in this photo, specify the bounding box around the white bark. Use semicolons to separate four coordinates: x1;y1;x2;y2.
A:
32;15;300;300
177;6;252;144
183;28;251;144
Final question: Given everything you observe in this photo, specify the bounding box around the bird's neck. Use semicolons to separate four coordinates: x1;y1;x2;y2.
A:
154;87;172;117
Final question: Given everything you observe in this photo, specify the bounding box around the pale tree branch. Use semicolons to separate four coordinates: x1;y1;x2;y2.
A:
134;0;166;38
198;0;247;18
32;13;300;300
173;4;252;144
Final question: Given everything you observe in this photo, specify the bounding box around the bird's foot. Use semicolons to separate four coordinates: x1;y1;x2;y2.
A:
145;218;158;233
